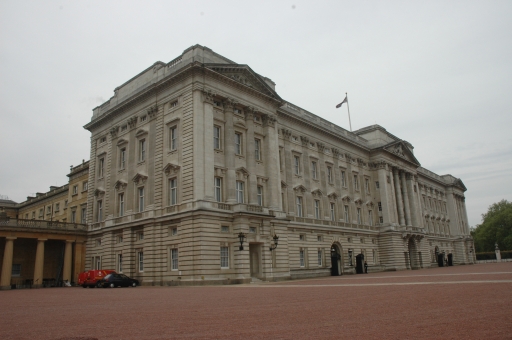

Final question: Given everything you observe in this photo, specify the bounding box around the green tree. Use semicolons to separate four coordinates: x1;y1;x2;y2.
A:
472;200;512;252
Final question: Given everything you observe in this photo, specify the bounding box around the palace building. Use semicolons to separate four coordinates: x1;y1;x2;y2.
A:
80;44;474;285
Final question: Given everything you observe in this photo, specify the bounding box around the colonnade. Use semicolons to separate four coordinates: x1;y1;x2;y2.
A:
392;168;419;227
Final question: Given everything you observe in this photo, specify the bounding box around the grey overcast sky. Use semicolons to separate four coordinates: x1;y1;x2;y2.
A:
1;0;511;227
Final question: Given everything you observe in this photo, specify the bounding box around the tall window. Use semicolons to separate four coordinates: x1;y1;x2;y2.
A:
344;205;350;223
138;252;144;272
365;178;370;194
138;187;145;212
318;250;323;266
327;166;333;183
98;158;104;177
73;185;78;195
119;193;125;217
81;207;86;224
171;248;178;270
118;254;123;272
368;210;373;226
120;148;126;169
314;200;320;219
213;126;221;149
169;178;177;206
341;170;346;187
255;138;261;161
220;246;229;268
354;175;359;191
299;250;305;267
235;133;242;155
330;203;336;221
139;139;146;162
257;186;263;206
357;208;362;224
71;210;76;223
83;181;88;191
294;156;300;175
378;202;382;211
311;161;317;179
296;196;303;217
214;177;222;202
170;126;177;150
236;181;244;203
97;200;103;222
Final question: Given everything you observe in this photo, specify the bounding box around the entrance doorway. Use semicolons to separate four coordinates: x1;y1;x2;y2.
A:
249;244;261;278
407;238;419;269
330;244;342;276
355;253;364;274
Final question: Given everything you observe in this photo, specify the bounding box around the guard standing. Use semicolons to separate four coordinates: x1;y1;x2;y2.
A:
364;261;368;274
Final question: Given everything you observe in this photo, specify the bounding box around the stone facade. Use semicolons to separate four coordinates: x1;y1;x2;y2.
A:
82;45;475;285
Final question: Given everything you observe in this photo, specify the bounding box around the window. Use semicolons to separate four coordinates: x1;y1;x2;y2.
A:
330;203;336;221
100;136;106;143
171;249;178;270
32;212;35;219
169;178;177;206
317;235;323;242
95;256;101;270
327;166;333;183
169;126;177;151
221;226;229;233
257;186;263;206
299;234;305;241
314;200;320;219
98;158;105;177
296;196;303;217
213;126;221;149
11;264;21;277
236;181;244;203
137;232;144;241
71;210;76;223
318;250;323;266
365;179;370;194
55;203;60;212
379;217;384;224
235;132;242;155
171;227;178;236
118;193;125;217
39;208;43;217
138;252;144;272
97;200;103;222
220;246;229;268
118;254;123;272
81;207;86;224
249;227;256;234
375;181;380;189
311;161;317;179
95;239;101;247
83;181;88;191
117;235;123;243
73;185;78;195
25;213;28;219
140;115;147;122
255;138;261;161
378;202;382;212
294;156;300;175
170;100;178;108
138;187;144;212
214;177;222;202
354;174;359;191
368;210;373;226
299;250;305;267
47;206;51;214
139;139;146;161
341;170;346;187
119;148;126;169
357;208;362;224
344;206;350;223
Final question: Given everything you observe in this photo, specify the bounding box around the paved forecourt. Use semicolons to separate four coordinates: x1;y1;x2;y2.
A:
1;262;511;340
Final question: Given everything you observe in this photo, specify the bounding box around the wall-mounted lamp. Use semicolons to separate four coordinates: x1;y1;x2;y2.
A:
238;232;246;251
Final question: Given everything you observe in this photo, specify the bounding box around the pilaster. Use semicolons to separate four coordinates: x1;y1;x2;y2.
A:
0;237;16;289
33;238;47;288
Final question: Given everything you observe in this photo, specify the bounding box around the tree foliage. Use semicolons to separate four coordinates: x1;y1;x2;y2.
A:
471;200;512;252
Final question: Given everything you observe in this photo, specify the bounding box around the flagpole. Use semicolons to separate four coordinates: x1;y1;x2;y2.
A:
346;92;352;132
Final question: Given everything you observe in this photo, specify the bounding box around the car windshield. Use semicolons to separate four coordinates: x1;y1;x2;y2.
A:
119;274;129;279
104;274;113;279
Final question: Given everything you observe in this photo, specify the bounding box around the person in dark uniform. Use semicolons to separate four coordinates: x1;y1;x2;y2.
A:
364;261;368;274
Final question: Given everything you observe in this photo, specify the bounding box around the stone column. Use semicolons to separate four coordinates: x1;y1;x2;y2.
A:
0;237;16;289
33;238;47;288
401;171;412;227
262;114;280;210
245;108;258;205
393;168;406;226
223;100;237;203
377;164;393;225
406;173;418;227
73;241;84;283
282;129;293;212
62;240;74;283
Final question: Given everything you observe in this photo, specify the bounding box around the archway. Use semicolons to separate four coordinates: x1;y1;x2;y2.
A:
330;243;342;276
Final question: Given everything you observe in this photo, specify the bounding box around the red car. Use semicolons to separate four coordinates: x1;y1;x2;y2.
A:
78;270;116;288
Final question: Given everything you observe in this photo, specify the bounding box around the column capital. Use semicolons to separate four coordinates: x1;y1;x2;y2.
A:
262;114;276;128
244;106;255;120
5;236;17;241
223;98;237;111
202;89;215;104
65;239;75;244
37;238;48;242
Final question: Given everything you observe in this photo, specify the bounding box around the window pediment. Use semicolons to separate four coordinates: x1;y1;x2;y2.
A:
114;180;127;191
293;185;307;194
311;189;324;198
341;195;351;203
94;188;105;197
117;139;128;146
135;129;148;137
163;163;180;176
132;172;148;185
328;192;338;201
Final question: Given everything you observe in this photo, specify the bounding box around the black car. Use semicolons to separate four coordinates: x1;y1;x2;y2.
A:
99;273;139;288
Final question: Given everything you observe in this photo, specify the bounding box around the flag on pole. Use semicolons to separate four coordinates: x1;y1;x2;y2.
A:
336;95;348;108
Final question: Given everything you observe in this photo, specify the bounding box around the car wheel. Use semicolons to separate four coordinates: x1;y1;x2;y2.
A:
82;285;87;288
132;282;137;287
96;282;102;288
110;283;115;288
